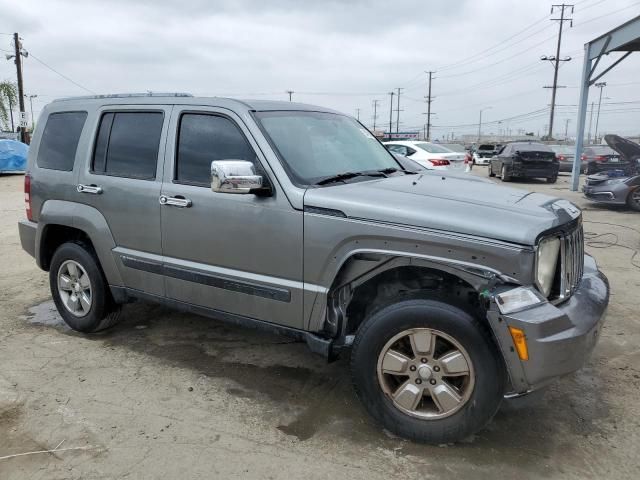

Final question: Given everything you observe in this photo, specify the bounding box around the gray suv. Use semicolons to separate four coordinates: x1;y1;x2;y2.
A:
19;93;609;444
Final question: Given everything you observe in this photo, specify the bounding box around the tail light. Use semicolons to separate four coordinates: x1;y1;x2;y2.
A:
580;154;587;161
24;174;33;221
557;155;565;161
595;155;606;162
430;159;450;166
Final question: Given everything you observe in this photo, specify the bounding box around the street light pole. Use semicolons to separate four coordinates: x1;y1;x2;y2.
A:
478;107;492;143
594;82;606;143
28;94;37;129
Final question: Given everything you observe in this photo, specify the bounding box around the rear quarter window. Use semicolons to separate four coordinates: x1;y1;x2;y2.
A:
36;111;88;171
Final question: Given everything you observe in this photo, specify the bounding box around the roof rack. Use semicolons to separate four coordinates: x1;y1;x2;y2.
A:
53;92;193;102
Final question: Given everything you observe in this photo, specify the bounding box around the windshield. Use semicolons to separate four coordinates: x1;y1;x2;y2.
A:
586;146;616;155
254;111;399;185
550;145;574;154
415;142;451;153
478;144;496;151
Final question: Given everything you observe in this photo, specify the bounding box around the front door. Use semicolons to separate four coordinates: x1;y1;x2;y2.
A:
159;107;304;328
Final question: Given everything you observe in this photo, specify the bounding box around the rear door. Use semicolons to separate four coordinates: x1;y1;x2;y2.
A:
76;105;171;296
159;106;304;328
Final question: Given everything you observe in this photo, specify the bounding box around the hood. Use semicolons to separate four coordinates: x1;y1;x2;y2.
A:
604;134;640;161
304;172;580;245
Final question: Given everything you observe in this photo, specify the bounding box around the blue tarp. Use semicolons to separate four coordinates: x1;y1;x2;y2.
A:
0;139;28;173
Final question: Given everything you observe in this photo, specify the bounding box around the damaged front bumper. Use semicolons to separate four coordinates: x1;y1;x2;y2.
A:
488;254;609;394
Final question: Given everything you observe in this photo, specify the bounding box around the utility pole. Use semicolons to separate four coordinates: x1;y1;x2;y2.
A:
542;4;573;140
286;90;294;101
8;95;14;132
478;107;492;142
372;99;379;131
388;91;394;139
394;87;403;134
594;82;606;143
587;101;595;144
13;33;27;143
355;108;361;121
564;118;570;140
425;71;434;141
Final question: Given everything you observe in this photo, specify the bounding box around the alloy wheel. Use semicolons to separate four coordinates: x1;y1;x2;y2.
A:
57;260;92;317
377;328;475;419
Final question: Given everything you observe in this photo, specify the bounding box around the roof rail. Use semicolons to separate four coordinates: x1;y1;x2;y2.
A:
52;92;193;102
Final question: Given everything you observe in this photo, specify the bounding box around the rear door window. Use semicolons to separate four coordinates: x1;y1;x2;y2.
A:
37;111;88;171
92;111;164;179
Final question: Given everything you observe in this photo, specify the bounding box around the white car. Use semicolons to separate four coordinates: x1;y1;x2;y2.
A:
472;144;501;165
383;141;464;170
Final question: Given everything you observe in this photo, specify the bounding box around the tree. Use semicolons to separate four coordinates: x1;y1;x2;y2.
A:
0;80;18;132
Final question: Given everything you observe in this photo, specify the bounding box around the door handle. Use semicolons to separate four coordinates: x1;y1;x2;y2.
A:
159;195;192;208
77;184;103;194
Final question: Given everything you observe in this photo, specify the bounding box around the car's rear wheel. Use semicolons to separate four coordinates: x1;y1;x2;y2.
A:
50;242;122;333
627;187;640;212
501;165;511;182
350;298;505;444
547;175;558;183
488;164;495;177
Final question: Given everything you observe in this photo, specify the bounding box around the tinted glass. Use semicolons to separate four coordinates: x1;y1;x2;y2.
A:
37;111;87;171
103;112;163;179
478;144;496;151
255;111;398;185
177;114;256;185
511;143;552;152
92;113;113;174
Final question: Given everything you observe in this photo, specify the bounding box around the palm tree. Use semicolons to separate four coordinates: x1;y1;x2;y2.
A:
0;80;18;132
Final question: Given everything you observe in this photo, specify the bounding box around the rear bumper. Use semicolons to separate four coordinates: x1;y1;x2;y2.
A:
510;164;559;178
489;255;609;394
18;219;37;259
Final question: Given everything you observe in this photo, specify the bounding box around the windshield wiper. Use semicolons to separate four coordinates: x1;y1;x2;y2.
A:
314;171;385;186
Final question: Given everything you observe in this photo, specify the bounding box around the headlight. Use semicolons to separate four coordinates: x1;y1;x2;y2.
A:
604;178;625;185
535;236;560;297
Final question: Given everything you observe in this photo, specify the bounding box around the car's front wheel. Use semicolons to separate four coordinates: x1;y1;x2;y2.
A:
350;298;505;444
49;241;122;333
488;164;496;177
627;187;640;211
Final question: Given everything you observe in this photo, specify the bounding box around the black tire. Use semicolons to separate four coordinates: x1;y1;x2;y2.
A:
350;298;505;444
49;241;122;333
627;187;640;212
501;165;511;182
488;164;496;177
546;175;558;184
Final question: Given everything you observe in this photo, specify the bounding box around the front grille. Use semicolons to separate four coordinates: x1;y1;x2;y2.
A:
552;224;584;302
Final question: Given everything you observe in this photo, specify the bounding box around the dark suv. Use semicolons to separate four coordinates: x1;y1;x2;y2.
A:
489;142;559;183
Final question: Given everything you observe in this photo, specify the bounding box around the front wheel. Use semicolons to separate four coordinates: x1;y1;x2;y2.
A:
488;164;496;177
627;187;640;211
350;298;505;444
49;242;122;333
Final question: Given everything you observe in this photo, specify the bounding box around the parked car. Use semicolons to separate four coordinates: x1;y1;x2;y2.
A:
19;94;608;444
583;136;640;211
472;143;500;165
489;142;559;183
440;143;472;165
549;144;581;173
581;145;621;175
383;141;461;169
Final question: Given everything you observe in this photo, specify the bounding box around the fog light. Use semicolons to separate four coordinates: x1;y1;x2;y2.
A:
508;326;529;361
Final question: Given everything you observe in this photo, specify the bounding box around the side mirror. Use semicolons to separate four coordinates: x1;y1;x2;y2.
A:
211;160;267;195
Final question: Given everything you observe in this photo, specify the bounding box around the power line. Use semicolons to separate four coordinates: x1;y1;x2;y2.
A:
28;53;96;94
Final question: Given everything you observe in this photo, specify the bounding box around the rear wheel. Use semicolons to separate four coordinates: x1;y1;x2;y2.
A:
547;175;558;183
627;188;640;212
488;163;496;177
501;165;511;182
350;298;505;444
49;242;121;333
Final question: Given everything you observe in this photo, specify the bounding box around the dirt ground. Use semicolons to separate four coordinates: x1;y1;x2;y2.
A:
1;170;639;480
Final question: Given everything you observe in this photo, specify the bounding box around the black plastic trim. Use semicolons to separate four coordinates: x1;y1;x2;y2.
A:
303;205;347;218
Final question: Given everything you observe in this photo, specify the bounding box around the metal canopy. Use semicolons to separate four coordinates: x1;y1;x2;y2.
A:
570;14;640;191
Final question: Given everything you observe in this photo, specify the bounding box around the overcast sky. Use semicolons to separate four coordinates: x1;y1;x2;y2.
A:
1;0;639;138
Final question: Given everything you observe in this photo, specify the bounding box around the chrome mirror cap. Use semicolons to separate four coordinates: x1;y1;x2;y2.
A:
211;160;263;194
